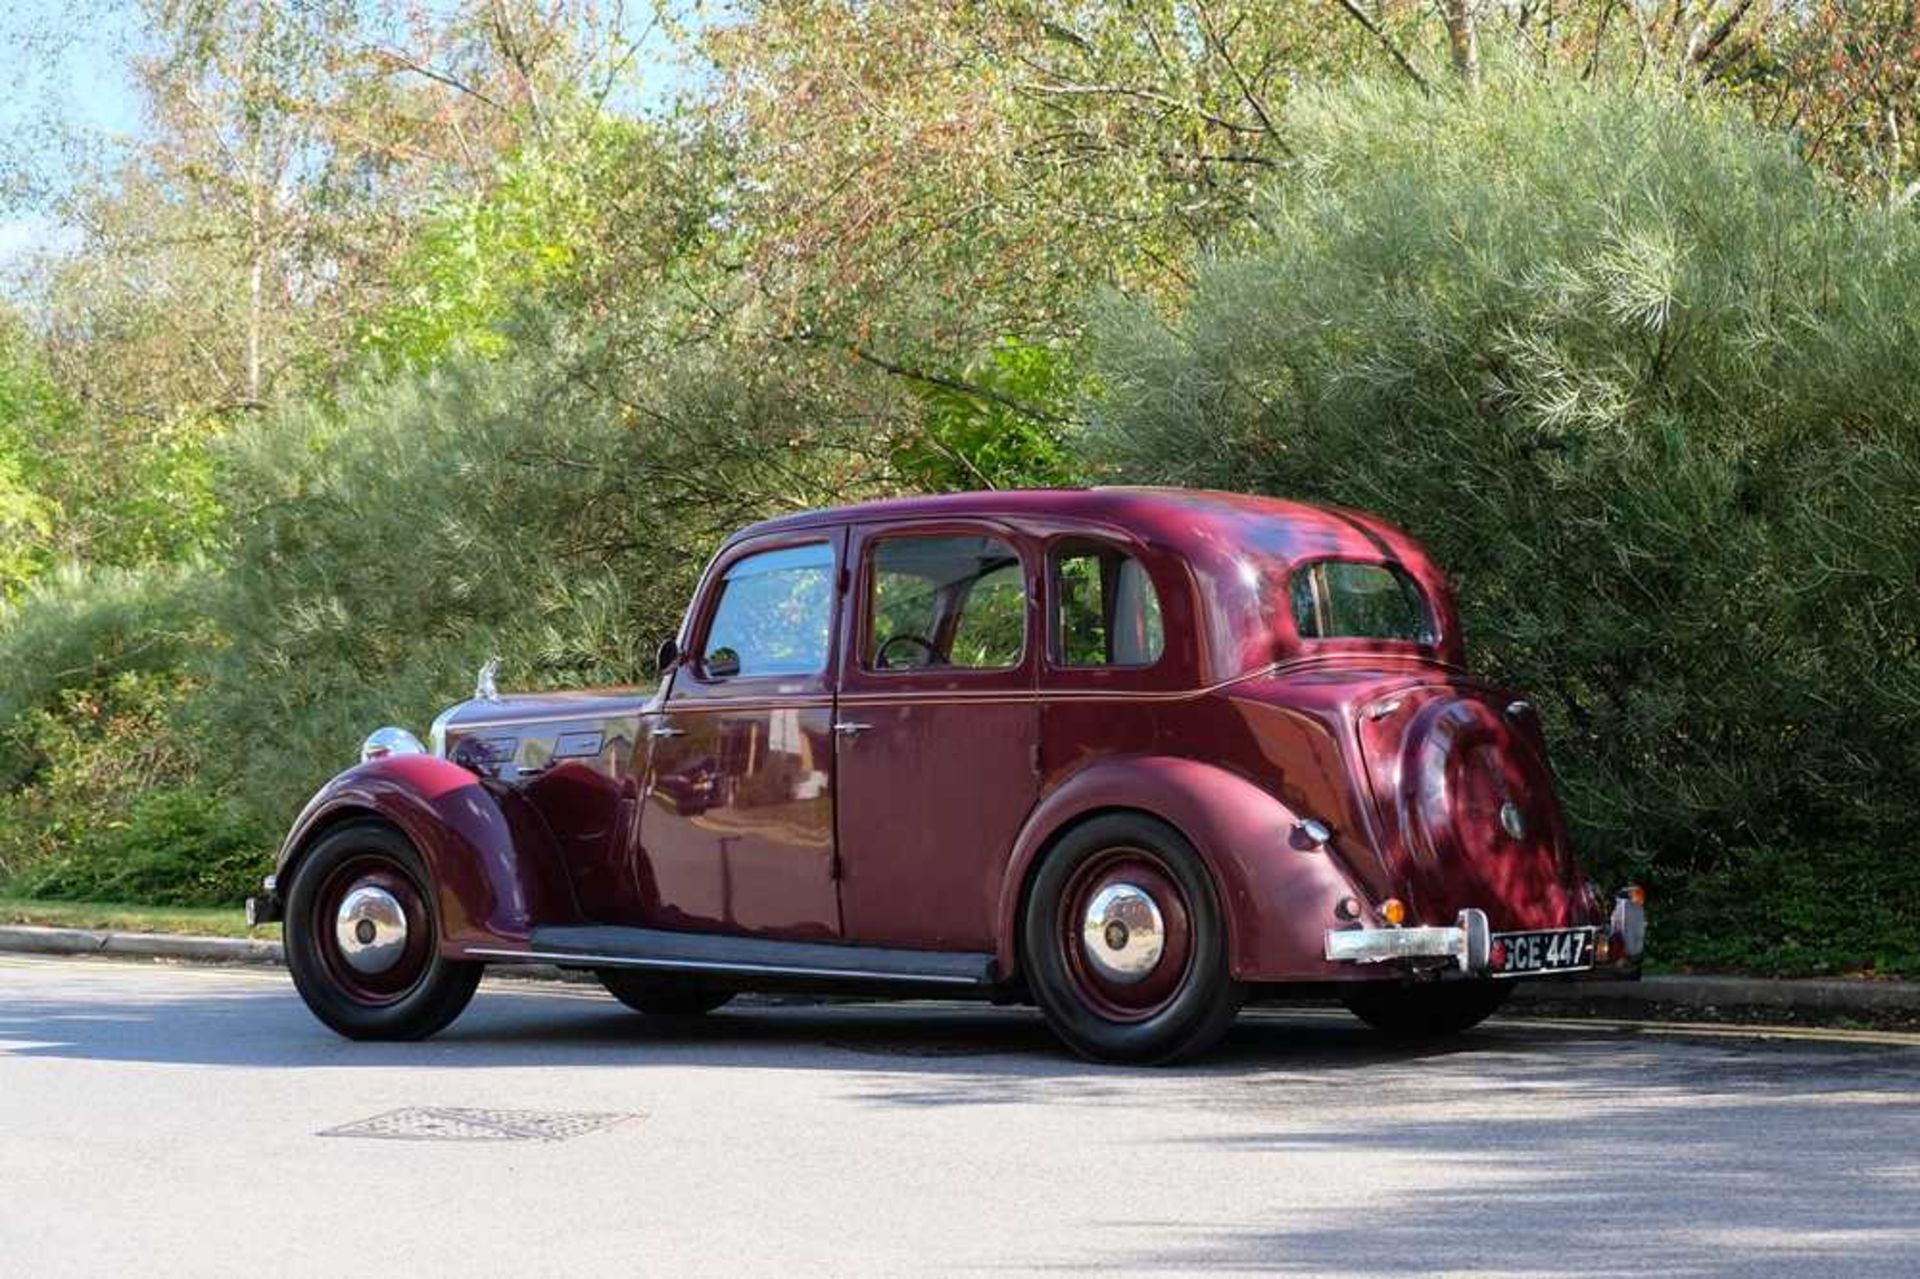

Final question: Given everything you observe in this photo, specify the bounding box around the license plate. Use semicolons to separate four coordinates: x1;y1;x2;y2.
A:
1492;927;1596;978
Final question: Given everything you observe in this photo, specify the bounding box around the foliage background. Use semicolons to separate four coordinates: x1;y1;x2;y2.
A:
1;1;1917;975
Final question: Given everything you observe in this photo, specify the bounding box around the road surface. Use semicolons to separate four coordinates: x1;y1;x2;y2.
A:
3;955;1918;1276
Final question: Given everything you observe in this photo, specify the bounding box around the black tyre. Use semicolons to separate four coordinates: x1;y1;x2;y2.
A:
1340;979;1512;1037
283;822;482;1041
1022;813;1244;1064
596;970;735;1017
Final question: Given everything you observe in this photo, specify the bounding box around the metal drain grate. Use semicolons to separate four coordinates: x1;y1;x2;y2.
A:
319;1107;641;1142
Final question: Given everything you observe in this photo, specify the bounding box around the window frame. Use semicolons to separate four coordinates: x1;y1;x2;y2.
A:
685;534;841;685
857;529;1031;676
1046;537;1168;672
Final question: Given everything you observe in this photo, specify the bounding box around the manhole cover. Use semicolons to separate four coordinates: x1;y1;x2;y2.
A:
320;1107;640;1142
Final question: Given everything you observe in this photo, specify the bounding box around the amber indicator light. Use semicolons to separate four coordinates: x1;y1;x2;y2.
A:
1381;898;1407;926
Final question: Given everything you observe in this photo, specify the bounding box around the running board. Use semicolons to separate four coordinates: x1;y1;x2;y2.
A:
467;925;997;988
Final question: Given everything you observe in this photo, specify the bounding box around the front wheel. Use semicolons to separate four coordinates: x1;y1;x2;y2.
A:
1023;814;1244;1064
283;822;481;1041
1340;979;1512;1038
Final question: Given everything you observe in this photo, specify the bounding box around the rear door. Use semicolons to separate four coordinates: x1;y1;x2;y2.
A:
832;521;1041;951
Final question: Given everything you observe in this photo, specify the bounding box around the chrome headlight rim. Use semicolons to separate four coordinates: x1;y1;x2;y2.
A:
360;725;427;764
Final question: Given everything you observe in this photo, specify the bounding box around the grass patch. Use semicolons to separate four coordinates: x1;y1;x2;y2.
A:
0;896;275;940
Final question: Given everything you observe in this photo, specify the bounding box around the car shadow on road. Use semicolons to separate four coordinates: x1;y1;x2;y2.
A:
0;965;1491;1081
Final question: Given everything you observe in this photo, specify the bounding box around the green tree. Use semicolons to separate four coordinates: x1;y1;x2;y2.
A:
0;313;61;596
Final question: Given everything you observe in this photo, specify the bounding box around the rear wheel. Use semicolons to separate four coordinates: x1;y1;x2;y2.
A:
597;970;734;1017
284;822;481;1041
1023;813;1244;1064
1341;979;1512;1037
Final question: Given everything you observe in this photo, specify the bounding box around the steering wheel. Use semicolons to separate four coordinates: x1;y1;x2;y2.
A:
876;633;938;670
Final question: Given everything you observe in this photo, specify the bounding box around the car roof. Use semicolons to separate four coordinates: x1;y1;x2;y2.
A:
731;487;1418;565
728;487;1464;677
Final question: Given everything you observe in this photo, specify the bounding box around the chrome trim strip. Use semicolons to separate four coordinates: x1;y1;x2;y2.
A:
658;698;835;713
438;709;653;732
462;947;989;986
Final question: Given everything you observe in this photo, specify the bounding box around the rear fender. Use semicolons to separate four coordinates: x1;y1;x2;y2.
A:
994;757;1375;984
276;754;577;952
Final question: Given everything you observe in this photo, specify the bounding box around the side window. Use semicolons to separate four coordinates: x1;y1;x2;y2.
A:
1290;560;1433;643
867;535;1026;671
701;542;835;678
1053;542;1165;667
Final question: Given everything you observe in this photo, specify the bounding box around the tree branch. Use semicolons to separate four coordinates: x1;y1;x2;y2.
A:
1691;0;1756;65
367;46;509;116
1333;0;1432;93
1193;1;1290;155
847;345;1074;426
1019;82;1266;135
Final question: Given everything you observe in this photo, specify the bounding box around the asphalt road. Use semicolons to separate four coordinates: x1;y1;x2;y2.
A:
3;957;1918;1277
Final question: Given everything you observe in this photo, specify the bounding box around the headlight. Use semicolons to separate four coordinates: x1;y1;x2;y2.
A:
361;726;426;763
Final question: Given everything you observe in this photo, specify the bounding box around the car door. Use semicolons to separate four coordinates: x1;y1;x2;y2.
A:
637;532;844;940
832;521;1041;951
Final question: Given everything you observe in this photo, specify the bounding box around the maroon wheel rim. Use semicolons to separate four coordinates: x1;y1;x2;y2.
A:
309;853;434;1006
1057;846;1194;1023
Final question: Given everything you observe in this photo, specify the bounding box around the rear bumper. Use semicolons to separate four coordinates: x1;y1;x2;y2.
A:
1325;908;1492;972
1325;890;1647;978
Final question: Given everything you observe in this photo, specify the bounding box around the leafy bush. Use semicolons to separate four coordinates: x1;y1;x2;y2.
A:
892;339;1082;492
1651;841;1920;978
0;564;262;898
1088;77;1920;962
13;788;270;907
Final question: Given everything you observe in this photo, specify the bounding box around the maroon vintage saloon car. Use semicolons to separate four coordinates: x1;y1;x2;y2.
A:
251;488;1645;1062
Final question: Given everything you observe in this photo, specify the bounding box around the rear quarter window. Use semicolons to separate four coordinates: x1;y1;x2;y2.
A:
1291;560;1434;644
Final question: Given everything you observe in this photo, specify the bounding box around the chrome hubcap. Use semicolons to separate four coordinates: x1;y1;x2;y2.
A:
334;884;409;975
1080;882;1166;984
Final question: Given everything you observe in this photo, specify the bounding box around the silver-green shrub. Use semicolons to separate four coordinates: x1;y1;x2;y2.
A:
1089;78;1920;891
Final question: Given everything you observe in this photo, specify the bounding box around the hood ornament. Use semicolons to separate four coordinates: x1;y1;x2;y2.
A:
475;656;502;703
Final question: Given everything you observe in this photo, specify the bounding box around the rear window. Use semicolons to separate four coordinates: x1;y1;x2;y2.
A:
1291;560;1433;644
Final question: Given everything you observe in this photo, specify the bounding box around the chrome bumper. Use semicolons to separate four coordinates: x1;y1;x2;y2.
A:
1324;891;1648;977
1325;908;1492;973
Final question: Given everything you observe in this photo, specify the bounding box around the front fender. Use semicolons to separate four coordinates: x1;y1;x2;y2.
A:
276;754;577;952
994;757;1375;983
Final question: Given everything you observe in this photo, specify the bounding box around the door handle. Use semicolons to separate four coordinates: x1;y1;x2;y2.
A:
833;721;871;736
650;725;687;739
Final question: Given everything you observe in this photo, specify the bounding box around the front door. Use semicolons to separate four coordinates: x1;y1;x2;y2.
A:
833;522;1041;951
637;534;843;940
